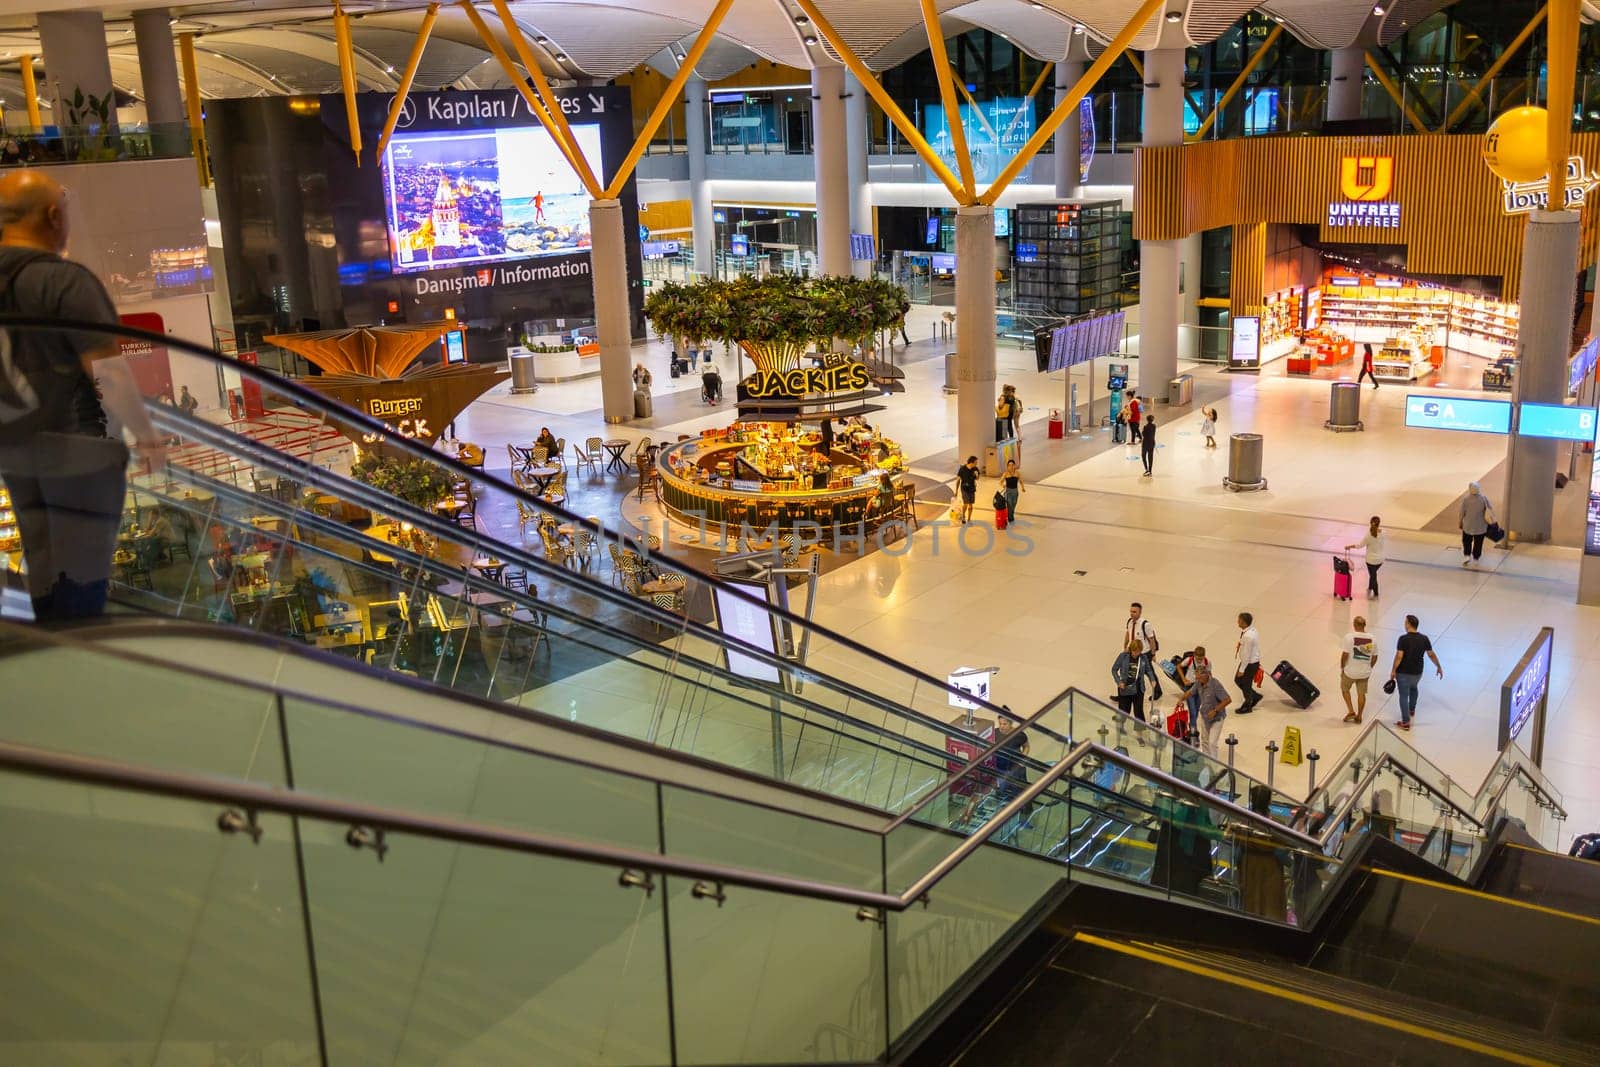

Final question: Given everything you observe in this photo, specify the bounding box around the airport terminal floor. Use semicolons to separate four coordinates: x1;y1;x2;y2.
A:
453;304;1600;848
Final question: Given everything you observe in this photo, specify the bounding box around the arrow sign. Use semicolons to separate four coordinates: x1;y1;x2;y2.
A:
588;93;605;113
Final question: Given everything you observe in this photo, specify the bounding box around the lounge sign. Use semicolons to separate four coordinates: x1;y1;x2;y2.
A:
746;361;872;399
1503;156;1600;215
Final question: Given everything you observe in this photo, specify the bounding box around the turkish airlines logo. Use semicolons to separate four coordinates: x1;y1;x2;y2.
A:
1339;156;1394;201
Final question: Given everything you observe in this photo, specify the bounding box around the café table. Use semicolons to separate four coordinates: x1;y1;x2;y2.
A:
471;556;507;583
524;464;561;494
602;439;631;474
432;497;467;519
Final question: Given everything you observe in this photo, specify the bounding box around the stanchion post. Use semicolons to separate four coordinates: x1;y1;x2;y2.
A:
1265;740;1279;788
1307;749;1320;796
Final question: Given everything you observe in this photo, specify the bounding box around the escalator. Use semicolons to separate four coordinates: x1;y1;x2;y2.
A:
1476;840;1600;918
0;320;1589;1064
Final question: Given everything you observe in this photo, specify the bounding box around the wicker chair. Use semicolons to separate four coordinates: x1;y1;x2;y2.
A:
551;438;567;469
507;443;534;472
575;436;603;474
635;453;660;503
572;527;598;570
531;444;549;467
540;528;575;569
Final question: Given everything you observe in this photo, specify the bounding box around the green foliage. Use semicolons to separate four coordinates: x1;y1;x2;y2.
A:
644;274;910;347
351;453;455;512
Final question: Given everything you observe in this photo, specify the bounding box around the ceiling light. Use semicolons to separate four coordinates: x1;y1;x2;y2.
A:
794;14;810;23
535;35;549;44
385;66;395;74
1073;23;1085;34
1273;14;1284;22
1165;11;1181;22
674;50;686;60
804;35;818;45
1029;1;1043;7
554;53;568;62
1372;4;1384;13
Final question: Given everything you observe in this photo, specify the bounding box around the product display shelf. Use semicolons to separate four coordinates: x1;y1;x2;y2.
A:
1261;290;1303;348
0;485;19;575
1320;284;1519;357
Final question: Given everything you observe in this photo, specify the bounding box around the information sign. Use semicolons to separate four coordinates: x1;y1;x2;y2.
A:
1404;394;1512;435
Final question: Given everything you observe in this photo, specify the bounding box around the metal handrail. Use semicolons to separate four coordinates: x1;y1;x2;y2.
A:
1;313;1017;725
0;728;1324;916
1314;751;1484;848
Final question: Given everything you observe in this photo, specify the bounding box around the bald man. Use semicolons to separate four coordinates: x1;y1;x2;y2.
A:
0;169;163;621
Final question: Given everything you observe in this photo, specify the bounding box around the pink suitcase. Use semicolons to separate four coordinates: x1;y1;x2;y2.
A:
1333;556;1353;601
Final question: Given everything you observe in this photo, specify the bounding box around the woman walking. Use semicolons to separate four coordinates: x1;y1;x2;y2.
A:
1200;406;1218;449
1112;638;1147;722
1459;482;1494;567
1345;515;1387;597
1002;459;1024;519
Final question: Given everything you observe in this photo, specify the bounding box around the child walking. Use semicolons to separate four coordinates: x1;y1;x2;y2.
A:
1200;406;1218;448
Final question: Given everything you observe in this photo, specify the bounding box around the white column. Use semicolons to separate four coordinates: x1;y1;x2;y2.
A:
37;9;116;123
811;65;850;277
845;72;872;278
685;77;714;277
1507;210;1582;542
1138;48;1183;397
133;8;184;127
1327;48;1365;123
1054;60;1085;198
589;199;635;423
956;205;996;461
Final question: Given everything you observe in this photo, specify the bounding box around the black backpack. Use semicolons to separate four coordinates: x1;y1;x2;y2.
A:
0;250;87;444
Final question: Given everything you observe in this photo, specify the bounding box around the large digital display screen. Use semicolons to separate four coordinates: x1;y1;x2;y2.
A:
1404;394;1511;435
382;123;602;273
923;96;1035;185
1518;402;1598;442
1570;336;1599;395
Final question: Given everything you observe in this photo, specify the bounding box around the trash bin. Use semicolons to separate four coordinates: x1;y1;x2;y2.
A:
1048;409;1064;438
1168;373;1194;406
509;350;538;395
1224;432;1267;491
1325;380;1363;432
633;386;653;419
943;352;958;394
984;445;1000;477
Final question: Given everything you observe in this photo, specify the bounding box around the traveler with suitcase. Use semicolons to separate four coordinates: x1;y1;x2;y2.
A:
1124;603;1163;700
1176;664;1232;758
1344;515;1387;597
1234;612;1261;714
1339;616;1377;723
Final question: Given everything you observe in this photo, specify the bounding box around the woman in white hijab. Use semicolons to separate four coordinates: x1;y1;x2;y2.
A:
1458;481;1494;567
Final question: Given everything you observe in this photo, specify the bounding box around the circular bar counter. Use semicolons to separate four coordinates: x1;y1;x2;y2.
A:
656;423;905;531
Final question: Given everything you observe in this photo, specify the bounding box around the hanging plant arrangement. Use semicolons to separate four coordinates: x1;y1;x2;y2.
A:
644;275;910;374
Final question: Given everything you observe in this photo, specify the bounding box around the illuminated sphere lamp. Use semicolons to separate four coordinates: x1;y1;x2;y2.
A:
1481;106;1549;183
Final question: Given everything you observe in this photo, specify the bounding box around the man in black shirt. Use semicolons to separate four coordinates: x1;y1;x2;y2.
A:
0;170;164;621
955;455;979;524
1141;415;1157;476
1387;614;1443;730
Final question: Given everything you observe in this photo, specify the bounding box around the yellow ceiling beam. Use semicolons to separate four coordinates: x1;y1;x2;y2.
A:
1188;24;1282;142
603;0;737;200
491;0;602;198
1440;4;1545;132
375;3;439;161
982;0;1166;205
1365;52;1428;135
792;0;970;204
922;0;976;198
333;4;363;164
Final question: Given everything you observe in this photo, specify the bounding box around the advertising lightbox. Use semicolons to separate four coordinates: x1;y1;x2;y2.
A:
1404;394;1512;435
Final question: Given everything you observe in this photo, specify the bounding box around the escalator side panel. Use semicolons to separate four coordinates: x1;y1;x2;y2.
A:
1476;844;1600;919
1312;871;1600;1046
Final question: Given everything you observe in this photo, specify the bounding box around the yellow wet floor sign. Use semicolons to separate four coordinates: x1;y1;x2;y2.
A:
1280;725;1303;765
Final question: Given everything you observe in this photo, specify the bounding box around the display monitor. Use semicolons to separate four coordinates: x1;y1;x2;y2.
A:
1404;394;1512;435
730;234;751;256
1229;316;1261;370
924;217;940;246
1518;402;1599;442
712;581;782;685
1015;241;1038;264
382;123;602;274
442;330;466;365
947;667;992;710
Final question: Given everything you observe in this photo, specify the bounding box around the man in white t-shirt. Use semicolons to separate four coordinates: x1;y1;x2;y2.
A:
1340;615;1377;723
1124;602;1163;700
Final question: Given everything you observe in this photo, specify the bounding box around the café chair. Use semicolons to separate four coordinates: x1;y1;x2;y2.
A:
507;443;535;471
635;455;660;503
574;436;603;474
571;527;598;569
551;438;567;469
503;567;528;591
515;496;542;536
531;443;550;467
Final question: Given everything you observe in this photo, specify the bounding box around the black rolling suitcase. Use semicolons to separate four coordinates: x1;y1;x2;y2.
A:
1270;659;1319;709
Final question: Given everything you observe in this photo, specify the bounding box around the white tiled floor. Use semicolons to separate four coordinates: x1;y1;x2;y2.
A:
452;306;1599;850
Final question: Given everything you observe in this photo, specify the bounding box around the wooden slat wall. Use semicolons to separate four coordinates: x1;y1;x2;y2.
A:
1137;133;1600;303
1230;221;1267;318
